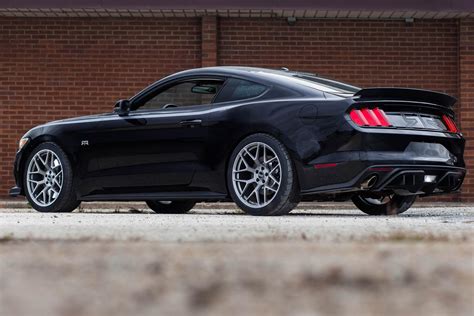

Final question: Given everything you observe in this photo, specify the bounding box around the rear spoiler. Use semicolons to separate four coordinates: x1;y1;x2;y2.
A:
354;88;457;108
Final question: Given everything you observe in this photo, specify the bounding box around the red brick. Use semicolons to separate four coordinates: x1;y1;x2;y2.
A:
0;16;473;202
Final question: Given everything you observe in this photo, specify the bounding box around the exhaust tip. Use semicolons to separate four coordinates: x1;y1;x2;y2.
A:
361;174;378;190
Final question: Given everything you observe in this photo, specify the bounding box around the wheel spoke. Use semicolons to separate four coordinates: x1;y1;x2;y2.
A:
245;185;258;201
235;178;252;184
33;158;43;172
241;182;251;195
45;151;51;168
269;174;280;185
240;154;251;168
266;156;277;164
269;164;279;175
265;185;277;193
254;186;260;205
244;148;258;164
31;183;43;195
34;186;44;199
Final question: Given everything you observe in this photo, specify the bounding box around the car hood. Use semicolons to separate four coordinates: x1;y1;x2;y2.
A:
44;112;115;125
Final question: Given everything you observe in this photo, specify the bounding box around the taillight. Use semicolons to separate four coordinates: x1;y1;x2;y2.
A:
442;115;459;133
349;107;391;127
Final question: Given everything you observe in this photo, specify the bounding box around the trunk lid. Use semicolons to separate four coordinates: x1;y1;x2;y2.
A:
349;88;459;133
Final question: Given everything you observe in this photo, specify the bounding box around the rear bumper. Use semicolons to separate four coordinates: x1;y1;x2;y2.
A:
301;163;465;196
368;166;464;195
298;131;465;197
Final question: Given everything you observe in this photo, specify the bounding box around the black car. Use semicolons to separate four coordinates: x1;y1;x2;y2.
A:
10;66;465;216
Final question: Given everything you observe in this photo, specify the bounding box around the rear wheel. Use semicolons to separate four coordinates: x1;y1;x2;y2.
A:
146;200;196;214
24;142;80;212
227;133;299;216
352;193;416;215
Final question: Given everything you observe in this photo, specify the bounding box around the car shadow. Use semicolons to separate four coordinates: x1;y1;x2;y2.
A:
74;209;374;217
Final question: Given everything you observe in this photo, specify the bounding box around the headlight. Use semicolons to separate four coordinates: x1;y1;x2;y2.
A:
19;137;29;150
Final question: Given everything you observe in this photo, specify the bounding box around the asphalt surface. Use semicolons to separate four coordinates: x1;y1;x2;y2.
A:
1;204;473;316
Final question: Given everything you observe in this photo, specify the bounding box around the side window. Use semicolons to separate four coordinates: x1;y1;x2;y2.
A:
214;78;267;103
140;80;223;110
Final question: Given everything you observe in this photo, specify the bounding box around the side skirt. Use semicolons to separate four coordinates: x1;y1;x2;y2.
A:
80;191;227;202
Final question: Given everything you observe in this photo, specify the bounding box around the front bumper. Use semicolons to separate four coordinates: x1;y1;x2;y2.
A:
9;149;25;197
9;186;21;197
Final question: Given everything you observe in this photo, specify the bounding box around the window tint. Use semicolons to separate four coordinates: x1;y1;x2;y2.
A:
215;78;267;103
140;80;223;110
260;71;360;95
295;75;359;94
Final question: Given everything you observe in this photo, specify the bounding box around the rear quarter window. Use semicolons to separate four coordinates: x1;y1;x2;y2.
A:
214;78;267;103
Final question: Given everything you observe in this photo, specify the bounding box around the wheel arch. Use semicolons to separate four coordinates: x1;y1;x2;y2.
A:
17;135;75;194
223;130;302;198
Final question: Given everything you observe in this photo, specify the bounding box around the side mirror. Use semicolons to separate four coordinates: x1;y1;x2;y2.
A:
114;99;130;116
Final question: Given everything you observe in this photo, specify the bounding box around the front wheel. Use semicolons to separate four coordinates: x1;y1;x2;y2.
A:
227;133;299;216
146;200;196;214
24;142;80;212
352;193;416;215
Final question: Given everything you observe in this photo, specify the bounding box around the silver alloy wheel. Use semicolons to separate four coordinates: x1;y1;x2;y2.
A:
232;142;282;208
26;149;63;207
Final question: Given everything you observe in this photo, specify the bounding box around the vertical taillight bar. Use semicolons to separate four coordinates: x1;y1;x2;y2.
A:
349;107;391;127
442;115;459;133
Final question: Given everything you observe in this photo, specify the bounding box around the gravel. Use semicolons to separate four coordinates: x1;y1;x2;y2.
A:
0;206;473;242
0;205;473;316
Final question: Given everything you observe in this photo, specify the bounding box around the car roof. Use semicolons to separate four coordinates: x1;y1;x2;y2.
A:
169;66;318;81
131;66;359;102
167;66;359;95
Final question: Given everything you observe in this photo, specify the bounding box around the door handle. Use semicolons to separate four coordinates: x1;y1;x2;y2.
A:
179;119;202;127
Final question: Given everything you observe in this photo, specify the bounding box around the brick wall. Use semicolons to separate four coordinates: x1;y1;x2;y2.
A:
0;16;472;200
0;17;201;198
219;19;459;97
459;19;474;200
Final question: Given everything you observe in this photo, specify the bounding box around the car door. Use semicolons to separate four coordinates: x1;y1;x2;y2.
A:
76;78;224;197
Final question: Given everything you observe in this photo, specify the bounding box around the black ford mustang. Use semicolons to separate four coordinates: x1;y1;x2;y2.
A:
10;66;465;215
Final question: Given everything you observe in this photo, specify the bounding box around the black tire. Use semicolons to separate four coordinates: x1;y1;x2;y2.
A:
146;200;196;214
352;193;416;215
227;133;299;216
23;142;80;213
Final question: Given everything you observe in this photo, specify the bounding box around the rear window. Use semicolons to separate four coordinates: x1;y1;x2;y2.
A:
255;70;359;96
214;78;267;103
295;75;360;95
